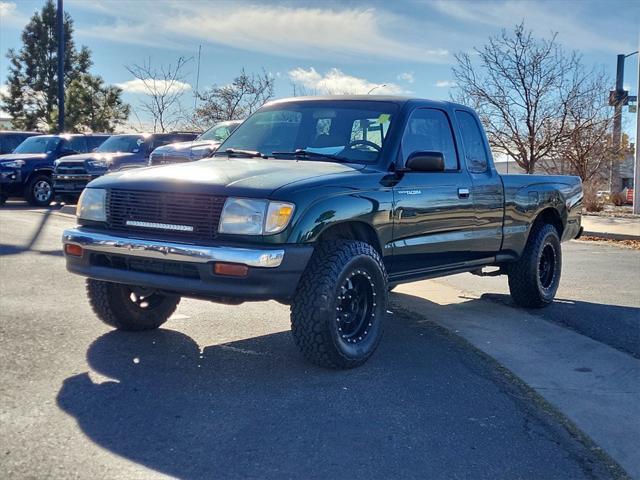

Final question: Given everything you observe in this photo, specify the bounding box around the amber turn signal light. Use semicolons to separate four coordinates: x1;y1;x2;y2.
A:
64;244;83;257
213;262;249;277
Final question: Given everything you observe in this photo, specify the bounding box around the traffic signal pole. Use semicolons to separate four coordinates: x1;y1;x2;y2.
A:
57;0;64;133
609;55;625;193
634;50;640;214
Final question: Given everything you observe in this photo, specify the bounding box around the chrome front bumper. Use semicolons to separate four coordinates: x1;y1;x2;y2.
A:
62;228;285;268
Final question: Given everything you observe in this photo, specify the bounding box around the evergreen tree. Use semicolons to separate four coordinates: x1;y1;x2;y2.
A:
64;74;130;133
1;0;129;132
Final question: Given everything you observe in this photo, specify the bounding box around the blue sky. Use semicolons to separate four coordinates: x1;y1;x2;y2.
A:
1;0;638;138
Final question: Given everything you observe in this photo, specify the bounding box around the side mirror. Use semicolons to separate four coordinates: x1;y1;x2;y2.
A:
405;151;445;172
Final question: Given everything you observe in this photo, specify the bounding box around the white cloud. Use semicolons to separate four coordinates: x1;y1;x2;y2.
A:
0;84;8;97
72;3;449;63
397;72;415;84
0;1;25;27
435;80;457;88
289;67;406;95
116;79;191;95
431;0;635;54
0;1;16;18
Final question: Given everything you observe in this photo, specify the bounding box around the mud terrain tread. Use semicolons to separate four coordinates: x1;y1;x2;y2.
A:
291;240;387;369
507;223;561;308
86;279;180;331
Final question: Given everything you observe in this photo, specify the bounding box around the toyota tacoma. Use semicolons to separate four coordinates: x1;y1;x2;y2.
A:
62;97;583;369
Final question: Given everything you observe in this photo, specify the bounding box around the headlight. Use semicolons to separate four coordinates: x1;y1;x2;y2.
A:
218;198;295;235
76;188;107;222
1;160;25;169
87;159;109;169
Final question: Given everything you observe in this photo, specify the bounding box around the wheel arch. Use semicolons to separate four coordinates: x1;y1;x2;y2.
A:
25;167;54;185
533;207;564;238
316;221;383;256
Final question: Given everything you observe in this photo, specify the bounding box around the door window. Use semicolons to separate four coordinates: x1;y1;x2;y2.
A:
66;136;88;153
401;109;458;170
456;110;489;173
87;136;108;151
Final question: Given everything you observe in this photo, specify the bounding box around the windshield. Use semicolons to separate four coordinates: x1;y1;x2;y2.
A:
13;136;61;154
199;122;239;142
96;135;147;153
217;101;397;163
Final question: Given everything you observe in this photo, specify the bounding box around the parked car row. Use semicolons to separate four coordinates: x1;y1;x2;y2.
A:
0;121;242;206
53;132;198;198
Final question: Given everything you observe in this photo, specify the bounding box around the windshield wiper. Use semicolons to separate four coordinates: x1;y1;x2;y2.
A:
271;149;349;163
215;148;265;158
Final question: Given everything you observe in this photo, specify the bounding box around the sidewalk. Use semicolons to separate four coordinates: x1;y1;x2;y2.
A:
582;215;640;240
392;280;640;479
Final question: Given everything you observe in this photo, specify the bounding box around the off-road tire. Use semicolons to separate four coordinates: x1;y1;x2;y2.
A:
507;223;562;308
291;240;388;369
26;173;53;207
87;279;180;331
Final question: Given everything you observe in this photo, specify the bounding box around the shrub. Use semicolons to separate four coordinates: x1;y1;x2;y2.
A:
610;192;627;206
582;184;604;212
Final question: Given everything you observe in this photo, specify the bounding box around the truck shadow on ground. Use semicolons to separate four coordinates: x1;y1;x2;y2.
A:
0;207;63;257
57;308;603;480
478;293;640;358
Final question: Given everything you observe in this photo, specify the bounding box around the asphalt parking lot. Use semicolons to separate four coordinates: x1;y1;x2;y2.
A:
0;204;627;479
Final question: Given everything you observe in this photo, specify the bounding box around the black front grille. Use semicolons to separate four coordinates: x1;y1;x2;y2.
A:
107;189;226;242
56;163;88;175
90;253;201;279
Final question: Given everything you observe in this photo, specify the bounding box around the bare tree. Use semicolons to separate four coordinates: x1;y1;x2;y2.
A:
125;57;191;132
541;70;616;182
194;69;274;127
452;24;585;173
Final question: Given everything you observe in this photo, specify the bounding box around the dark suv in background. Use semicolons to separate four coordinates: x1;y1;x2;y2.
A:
0;133;109;206
0;131;43;155
148;120;241;166
53;132;198;199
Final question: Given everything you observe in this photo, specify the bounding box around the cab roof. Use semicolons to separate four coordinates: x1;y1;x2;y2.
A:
266;95;468;111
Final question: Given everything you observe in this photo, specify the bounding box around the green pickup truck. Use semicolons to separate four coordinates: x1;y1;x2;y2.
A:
63;96;583;369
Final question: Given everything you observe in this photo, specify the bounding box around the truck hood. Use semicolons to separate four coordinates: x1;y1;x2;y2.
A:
154;140;220;153
151;140;221;162
56;152;136;165
88;156;362;197
0;153;48;162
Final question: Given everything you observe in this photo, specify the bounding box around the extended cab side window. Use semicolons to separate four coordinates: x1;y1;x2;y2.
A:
88;136;107;151
66;136;88;153
401;109;458;170
456;110;489;173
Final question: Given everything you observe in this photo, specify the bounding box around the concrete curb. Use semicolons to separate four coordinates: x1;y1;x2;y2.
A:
582;230;640;241
392;280;640;479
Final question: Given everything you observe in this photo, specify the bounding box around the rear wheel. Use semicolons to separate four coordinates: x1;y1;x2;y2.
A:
507;223;561;308
26;174;53;206
291;240;388;369
87;279;180;331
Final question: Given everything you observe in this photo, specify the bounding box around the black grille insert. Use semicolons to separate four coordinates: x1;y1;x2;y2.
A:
90;253;201;279
107;189;226;242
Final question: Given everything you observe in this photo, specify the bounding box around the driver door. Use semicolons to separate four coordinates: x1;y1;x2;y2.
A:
390;108;476;277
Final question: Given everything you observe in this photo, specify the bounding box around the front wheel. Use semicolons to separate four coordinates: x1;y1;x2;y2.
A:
291;240;388;369
87;279;181;331
26;174;54;206
507;223;562;308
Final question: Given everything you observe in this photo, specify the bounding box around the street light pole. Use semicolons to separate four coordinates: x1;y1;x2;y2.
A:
56;0;64;133
634;49;640;214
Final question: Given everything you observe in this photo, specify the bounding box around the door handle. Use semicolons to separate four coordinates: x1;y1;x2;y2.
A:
458;187;470;199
